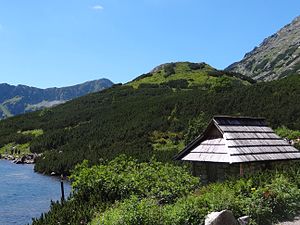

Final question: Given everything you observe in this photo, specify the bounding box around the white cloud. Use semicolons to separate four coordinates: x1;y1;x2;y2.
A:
92;5;104;11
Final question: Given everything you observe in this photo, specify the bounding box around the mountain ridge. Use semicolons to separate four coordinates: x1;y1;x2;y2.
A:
226;16;300;81
0;78;113;119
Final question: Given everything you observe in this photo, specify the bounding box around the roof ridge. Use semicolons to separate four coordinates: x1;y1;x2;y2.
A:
213;115;266;120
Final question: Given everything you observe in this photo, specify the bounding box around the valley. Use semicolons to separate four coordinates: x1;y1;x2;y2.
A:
0;13;300;225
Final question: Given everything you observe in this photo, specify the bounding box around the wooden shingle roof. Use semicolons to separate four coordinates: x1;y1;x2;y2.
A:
176;116;300;163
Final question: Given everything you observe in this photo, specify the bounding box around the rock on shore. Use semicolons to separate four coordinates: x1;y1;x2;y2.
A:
0;153;40;164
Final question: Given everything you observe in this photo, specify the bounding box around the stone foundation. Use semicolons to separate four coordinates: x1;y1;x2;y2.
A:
191;161;295;184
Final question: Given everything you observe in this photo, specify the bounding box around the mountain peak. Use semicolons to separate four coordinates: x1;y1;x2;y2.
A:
290;15;300;25
128;61;254;89
226;15;300;81
149;62;209;73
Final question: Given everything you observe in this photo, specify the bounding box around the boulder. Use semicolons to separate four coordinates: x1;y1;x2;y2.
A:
7;155;15;160
205;210;238;225
14;158;24;164
13;155;26;164
21;155;26;162
237;216;249;225
25;159;35;164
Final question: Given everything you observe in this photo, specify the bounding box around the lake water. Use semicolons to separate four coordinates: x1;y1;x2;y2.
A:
0;160;71;225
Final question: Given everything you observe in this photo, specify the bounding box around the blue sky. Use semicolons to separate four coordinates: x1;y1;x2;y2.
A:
0;0;299;88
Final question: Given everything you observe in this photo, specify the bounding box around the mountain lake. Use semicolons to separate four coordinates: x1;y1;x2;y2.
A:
0;160;71;225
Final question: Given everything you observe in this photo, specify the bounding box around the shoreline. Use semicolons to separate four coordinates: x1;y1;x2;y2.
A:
0;153;40;164
0;156;69;179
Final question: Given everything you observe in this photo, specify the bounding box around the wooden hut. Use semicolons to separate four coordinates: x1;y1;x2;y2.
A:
175;116;300;183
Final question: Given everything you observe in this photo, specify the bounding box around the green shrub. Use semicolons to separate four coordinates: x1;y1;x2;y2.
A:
200;171;300;225
187;62;206;71
162;196;209;225
275;126;300;140
199;183;247;217
161;79;189;89
91;196;163;225
132;73;153;82
271;175;300;219
71;155;199;204
184;112;208;145
92;195;210;225
32;159;300;225
31;155;199;225
164;64;176;77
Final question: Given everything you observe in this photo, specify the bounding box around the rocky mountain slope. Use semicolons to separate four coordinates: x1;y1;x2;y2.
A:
0;78;113;119
226;16;300;81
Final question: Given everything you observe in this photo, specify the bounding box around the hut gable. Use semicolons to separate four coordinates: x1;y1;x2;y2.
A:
176;116;300;164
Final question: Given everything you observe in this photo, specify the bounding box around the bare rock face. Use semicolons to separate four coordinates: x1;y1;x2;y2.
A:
205;210;239;225
226;16;300;81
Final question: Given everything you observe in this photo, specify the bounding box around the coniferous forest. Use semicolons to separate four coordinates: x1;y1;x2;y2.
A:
1;64;300;175
1;63;300;224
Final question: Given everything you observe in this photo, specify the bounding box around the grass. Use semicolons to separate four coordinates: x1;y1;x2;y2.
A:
0;129;43;156
21;129;44;137
128;63;213;89
0;142;31;156
128;62;250;89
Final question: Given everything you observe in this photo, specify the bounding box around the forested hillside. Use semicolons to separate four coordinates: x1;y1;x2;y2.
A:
0;62;300;176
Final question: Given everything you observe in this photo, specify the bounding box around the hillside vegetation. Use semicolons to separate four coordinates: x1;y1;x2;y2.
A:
129;62;254;88
0;62;299;225
31;156;300;225
0;63;300;176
